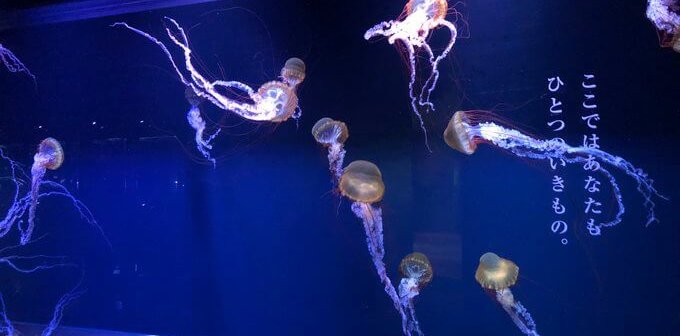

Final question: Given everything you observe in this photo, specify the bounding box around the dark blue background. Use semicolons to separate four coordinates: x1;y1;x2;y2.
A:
0;0;678;335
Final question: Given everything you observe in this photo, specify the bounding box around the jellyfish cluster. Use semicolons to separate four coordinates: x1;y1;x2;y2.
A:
113;17;306;165
646;0;680;52
365;0;459;144
444;110;665;234
476;252;540;336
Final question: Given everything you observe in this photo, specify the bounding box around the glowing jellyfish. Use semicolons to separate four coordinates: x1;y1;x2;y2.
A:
475;252;540;336
339;161;412;335
398;252;433;336
0;43;35;80
185;87;220;166
312;117;349;183
364;0;458;144
646;0;680;52
444;111;665;236
113;18;305;163
0;139;105;246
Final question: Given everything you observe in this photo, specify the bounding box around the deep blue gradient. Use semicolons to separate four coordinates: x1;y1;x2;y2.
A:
0;1;679;335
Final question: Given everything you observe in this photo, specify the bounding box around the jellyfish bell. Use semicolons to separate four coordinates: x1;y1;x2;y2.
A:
444;111;477;155
399;252;433;288
405;0;448;27
339;160;385;204
255;81;299;122
312;117;349;146
281;57;306;87
475;252;519;291
36;138;64;170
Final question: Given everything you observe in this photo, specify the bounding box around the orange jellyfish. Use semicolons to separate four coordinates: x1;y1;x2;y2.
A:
280;57;306;90
312;117;349;183
398;252;433;335
24;138;65;244
339;161;412;334
475;252;540;336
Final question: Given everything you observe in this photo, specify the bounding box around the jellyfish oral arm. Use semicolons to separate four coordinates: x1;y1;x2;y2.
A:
187;106;220;167
398;277;424;336
647;0;680;33
112;19;279;122
0;43;35;80
467;121;665;230
350;202;410;335
496;288;540;336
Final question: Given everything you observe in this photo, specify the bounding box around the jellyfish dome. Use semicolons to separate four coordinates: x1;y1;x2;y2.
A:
312;117;349;146
443;111;477;155
339;160;385;203
281;57;306;87
399;252;433;287
405;0;448;27
475;252;519;291
36;138;64;170
255;81;299;122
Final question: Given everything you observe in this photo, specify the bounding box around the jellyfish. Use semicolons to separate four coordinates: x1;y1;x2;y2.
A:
398;252;433;336
113;17;305;162
444;111;665;235
339;161;411;335
0;43;35;80
312;117;349;183
0;140;106;247
364;0;458;144
185;87;220;166
475;252;540;336
646;0;680;52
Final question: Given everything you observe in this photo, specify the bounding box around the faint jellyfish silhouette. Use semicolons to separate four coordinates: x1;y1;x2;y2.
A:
339;161;412;335
398;252;433;336
185;87;220;166
475;252;540;336
365;0;458;147
0;43;35;80
646;0;680;52
112;17;305;164
312;117;349;183
443;111;666;235
25;138;64;245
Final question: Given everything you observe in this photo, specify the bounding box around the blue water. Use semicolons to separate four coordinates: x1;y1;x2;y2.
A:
0;1;679;335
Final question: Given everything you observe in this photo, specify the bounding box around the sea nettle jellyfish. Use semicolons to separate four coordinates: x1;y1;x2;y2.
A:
646;0;680;52
475;252;540;336
25;138;64;245
312;117;349;183
443;111;665;235
398;252;433;335
364;0;459;146
113;18;305;165
339;161;413;335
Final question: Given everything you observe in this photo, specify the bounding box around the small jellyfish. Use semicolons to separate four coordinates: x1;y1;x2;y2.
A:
646;0;680;52
312;117;349;183
475;252;540;336
398;252;433;336
113;17;305;164
339;161;410;335
365;0;459;147
25;138;64;245
185;87;220;167
280;57;306;89
444;111;665;235
0;43;35;80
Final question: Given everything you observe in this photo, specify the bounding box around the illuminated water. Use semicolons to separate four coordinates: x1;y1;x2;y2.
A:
0;1;678;335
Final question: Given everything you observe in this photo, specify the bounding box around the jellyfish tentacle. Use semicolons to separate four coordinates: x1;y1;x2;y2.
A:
351;202;410;335
496;288;540;336
398;277;424;336
418;19;458;112
466;121;664;231
0;43;35;81
187;106;219;167
328;142;346;183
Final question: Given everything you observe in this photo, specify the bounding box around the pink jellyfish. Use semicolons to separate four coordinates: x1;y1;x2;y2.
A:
113;17;305;164
364;0;458;145
646;0;680;52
